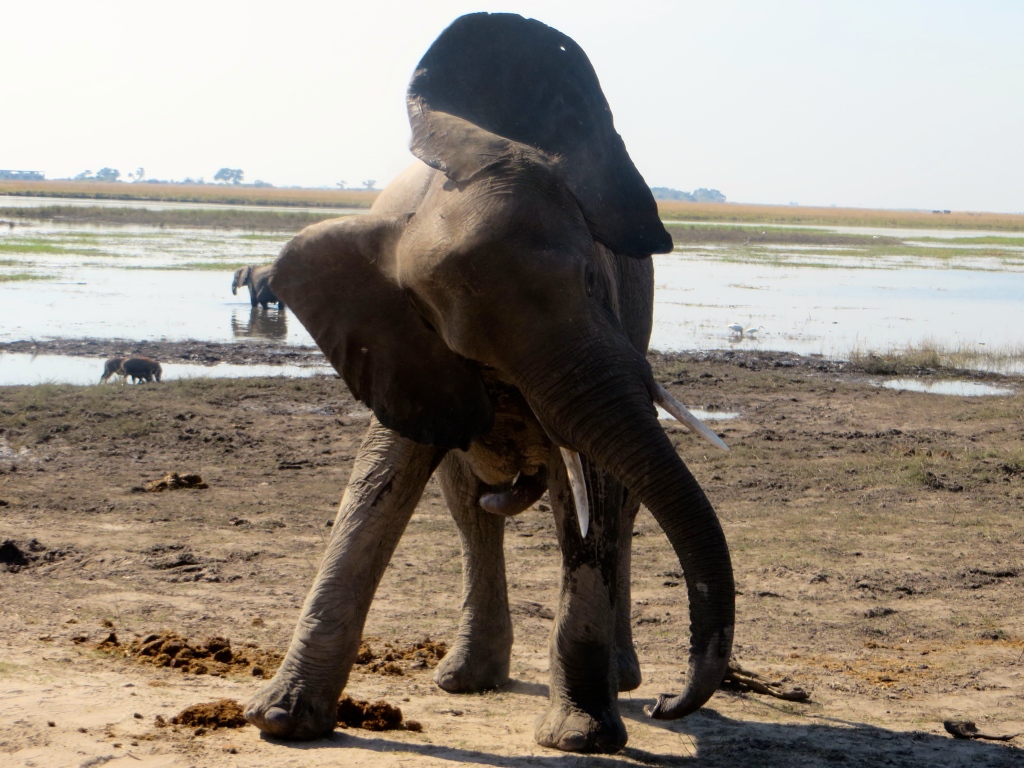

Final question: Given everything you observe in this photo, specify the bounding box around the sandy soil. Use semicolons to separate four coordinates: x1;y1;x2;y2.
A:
1;346;1021;767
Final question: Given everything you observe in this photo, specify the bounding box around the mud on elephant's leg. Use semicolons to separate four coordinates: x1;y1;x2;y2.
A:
245;418;443;740
433;454;514;693
535;451;627;753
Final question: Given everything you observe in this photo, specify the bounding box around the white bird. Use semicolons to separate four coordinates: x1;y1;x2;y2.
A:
728;323;765;338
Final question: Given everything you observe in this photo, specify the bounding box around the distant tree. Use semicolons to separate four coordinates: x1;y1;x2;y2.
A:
252;179;273;188
362;179;377;191
128;167;145;183
73;170;94;181
692;188;726;203
214;168;244;185
95;167;121;182
336;180;347;189
650;187;696;202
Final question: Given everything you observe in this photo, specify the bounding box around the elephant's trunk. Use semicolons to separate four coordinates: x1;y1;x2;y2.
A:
515;333;734;718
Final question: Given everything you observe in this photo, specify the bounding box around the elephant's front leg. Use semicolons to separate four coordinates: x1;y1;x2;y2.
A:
245;418;442;740
535;449;626;753
433;454;513;693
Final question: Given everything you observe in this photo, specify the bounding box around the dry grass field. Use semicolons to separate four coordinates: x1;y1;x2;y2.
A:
0;180;379;210
5;180;1023;231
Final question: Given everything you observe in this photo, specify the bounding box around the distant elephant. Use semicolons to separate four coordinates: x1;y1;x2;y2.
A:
245;13;734;754
99;357;126;383
232;265;284;309
121;356;162;383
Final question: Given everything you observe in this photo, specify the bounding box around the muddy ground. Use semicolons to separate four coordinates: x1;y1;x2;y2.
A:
0;345;1021;767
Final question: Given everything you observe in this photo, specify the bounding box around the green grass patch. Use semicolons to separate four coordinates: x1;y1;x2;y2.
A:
0;272;56;282
0;239;105;256
664;223;900;247
172;261;254;271
914;236;1024;246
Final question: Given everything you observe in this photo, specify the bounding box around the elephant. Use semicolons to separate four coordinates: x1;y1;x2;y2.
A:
232;265;283;309
120;356;162;383
99;357;126;383
244;12;734;754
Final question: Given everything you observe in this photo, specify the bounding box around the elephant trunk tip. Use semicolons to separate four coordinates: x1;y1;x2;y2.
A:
643;626;733;720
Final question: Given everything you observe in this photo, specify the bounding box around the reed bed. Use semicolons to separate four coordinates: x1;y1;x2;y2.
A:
849;341;1024;375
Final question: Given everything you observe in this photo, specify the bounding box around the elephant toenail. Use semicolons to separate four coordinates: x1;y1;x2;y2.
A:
557;730;588;751
264;707;292;732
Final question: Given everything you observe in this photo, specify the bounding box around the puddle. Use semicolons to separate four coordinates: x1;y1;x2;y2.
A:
657;405;739;421
877;379;1014;396
0;353;332;386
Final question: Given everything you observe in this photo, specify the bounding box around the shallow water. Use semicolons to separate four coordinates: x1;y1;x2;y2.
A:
0;352;332;386
652;254;1024;366
877;379;1014;396
2;221;1023;372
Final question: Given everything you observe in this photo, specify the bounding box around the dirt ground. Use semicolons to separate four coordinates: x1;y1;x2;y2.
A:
1;344;1021;767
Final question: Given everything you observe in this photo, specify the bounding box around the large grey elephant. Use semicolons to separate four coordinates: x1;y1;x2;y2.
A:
231;264;283;309
245;12;734;754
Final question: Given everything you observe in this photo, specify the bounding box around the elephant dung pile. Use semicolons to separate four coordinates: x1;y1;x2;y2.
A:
136;472;209;492
170;698;248;731
337;695;420;732
103;631;282;678
354;637;447;675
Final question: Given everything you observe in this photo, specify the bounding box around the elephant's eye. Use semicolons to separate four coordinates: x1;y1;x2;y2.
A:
585;262;596;297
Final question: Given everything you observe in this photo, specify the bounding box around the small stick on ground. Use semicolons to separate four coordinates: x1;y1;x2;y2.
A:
720;661;810;702
944;720;1021;741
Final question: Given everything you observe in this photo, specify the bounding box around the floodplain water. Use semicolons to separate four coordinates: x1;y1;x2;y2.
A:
2;215;1024;377
0;352;333;387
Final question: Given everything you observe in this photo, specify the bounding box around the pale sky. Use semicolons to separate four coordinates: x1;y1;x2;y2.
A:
4;1;1022;212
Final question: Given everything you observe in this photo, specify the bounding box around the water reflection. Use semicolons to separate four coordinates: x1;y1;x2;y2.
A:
231;306;288;340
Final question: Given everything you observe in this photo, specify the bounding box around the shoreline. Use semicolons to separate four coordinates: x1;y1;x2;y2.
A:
2;338;1018;383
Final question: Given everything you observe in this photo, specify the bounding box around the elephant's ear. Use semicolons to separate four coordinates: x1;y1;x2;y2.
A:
407;12;672;257
270;215;493;450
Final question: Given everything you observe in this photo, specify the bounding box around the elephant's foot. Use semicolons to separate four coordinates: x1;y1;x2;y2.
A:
244;675;338;740
434;626;512;693
534;699;627;753
616;645;642;692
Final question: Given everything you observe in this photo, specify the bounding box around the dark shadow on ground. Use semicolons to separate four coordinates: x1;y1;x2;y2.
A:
260;693;1021;767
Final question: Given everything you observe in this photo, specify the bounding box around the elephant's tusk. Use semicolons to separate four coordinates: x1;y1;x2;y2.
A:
559;447;590;538
654;383;730;452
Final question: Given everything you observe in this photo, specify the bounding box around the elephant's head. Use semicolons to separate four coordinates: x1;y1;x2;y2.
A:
231;266;252;295
272;12;733;719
